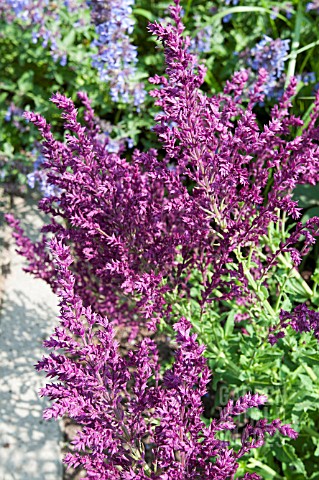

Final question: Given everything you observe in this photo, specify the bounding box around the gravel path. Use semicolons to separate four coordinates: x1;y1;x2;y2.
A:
0;196;63;480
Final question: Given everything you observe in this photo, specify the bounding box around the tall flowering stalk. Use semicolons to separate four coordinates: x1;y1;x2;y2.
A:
6;0;319;475
37;238;297;479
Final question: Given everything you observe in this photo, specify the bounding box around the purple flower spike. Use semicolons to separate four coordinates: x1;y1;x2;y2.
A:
35;241;297;477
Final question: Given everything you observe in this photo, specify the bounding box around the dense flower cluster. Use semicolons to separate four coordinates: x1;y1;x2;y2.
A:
0;0;86;65
36;238;297;479
89;0;146;108
246;35;290;97
7;1;319;336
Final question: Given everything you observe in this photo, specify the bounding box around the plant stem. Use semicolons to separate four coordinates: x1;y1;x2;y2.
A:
285;38;319;61
261;296;276;318
281;211;287;238
278;253;313;297
184;0;193;22
285;1;303;88
247;245;254;270
234;248;276;318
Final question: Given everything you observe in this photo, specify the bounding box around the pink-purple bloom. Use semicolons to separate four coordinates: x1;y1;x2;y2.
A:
269;303;319;345
35;238;297;478
7;13;319;331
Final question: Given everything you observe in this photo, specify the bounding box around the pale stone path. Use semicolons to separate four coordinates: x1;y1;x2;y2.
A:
0;197;63;480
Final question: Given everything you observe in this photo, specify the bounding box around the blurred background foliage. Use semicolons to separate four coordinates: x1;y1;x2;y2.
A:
1;0;319;193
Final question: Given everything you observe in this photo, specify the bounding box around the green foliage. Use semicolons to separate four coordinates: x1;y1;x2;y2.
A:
0;3;156;189
161;215;319;478
0;6;95;187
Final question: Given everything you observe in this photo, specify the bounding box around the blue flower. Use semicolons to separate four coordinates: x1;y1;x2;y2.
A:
28;155;61;197
298;72;316;85
223;13;232;23
247;35;290;98
223;0;239;23
27;171;36;189
89;0;145;108
4;108;12;122
60;54;67;67
306;1;319;12
190;15;213;53
127;138;134;149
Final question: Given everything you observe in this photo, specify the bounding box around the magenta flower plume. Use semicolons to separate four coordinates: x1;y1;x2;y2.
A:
7;0;319;339
36;239;297;479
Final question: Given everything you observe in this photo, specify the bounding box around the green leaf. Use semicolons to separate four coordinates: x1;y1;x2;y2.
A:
293;399;318;411
17;70;34;94
302;364;318;382
0;91;8;103
248;408;264;420
53;71;64;85
133;8;156;22
302;206;319;224
247;458;277;477
281;295;292;311
224;311;235;337
259;285;269;300
301;354;319;366
61;29;76;48
274;443;306;475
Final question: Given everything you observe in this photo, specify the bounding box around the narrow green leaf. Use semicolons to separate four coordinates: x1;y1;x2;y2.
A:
133;8;156;22
201;6;290;29
224;311;235;337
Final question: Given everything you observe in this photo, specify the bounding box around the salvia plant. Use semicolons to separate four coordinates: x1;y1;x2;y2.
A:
35;238;297;479
8;2;319;331
6;0;319;477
